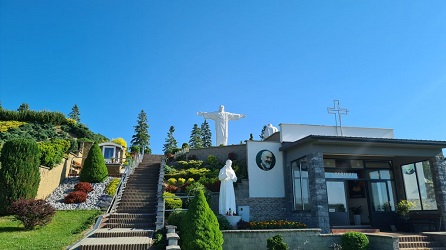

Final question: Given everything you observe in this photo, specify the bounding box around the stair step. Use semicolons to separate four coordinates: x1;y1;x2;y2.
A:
79;237;151;250
108;218;153;224
400;242;443;248
93;228;153;238
103;223;152;229
109;213;153;218
399;236;430;242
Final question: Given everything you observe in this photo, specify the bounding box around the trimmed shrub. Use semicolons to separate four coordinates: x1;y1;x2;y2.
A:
74;182;93;193
216;214;232;230
341;231;369;250
167;178;178;186
165;168;211;182
177;178;186;186
206;155;221;169
105;178;120;196
167;210;186;227
10;199;55;230
267;234;289;250
64;191;87;204
152;227;167;250
180;189;223;250
163;192;182;210
176;160;203;169
79;142;108;183
164;184;178;193
0;138;40;215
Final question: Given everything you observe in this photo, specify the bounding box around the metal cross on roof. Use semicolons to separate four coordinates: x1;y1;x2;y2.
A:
327;100;349;136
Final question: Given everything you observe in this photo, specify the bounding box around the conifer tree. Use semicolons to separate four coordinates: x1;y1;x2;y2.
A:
131;110;151;154
0;139;41;215
79;142;108;183
17;103;29;112
260;125;267;140
180;189;223;250
68;104;81;123
163;126;178;154
189;124;203;149
201;120;212;148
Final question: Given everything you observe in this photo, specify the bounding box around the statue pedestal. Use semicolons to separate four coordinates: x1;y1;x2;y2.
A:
225;215;241;228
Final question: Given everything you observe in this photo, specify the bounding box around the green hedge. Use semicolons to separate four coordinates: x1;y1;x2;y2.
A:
0;109;67;125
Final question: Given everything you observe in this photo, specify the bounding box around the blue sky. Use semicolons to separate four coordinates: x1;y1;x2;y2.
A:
1;1;445;154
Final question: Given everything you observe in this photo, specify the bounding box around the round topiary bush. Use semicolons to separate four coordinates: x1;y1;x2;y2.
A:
79;142;108;183
341;231;369;250
0;138;41;215
64;191;88;204
74;182;93;193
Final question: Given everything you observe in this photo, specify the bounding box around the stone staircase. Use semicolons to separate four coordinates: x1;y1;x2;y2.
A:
72;154;163;250
399;235;446;250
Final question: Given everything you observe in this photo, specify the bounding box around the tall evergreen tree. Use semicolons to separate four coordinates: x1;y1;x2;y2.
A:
0;139;41;215
189;124;203;149
260;125;267;140
17;103;29;112
201;120;212;148
68;104;81;123
163;125;178;154
131;110;151;154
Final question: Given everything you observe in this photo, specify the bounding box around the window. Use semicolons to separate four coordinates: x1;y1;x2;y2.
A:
103;147;115;163
401;161;437;210
368;167;396;212
292;159;311;211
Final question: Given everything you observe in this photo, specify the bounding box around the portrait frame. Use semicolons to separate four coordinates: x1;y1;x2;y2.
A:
256;149;276;171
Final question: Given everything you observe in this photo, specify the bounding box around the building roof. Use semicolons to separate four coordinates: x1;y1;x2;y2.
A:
280;135;446;151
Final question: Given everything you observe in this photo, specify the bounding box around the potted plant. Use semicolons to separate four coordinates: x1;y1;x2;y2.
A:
350;206;362;225
397;200;414;220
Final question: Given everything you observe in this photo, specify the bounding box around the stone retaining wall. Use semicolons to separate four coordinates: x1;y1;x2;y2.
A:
222;230;400;250
222;229;341;250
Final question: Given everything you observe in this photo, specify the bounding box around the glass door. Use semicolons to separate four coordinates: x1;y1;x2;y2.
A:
327;181;349;226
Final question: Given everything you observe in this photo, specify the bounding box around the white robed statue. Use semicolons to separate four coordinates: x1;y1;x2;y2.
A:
218;159;237;215
197;105;246;146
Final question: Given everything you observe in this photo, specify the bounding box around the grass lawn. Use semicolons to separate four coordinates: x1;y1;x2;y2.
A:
0;210;102;250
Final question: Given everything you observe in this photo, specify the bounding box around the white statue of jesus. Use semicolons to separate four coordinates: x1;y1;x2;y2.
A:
197;105;246;146
218;159;237;215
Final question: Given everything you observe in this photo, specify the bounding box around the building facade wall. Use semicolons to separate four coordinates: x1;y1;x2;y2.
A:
186;144;247;162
